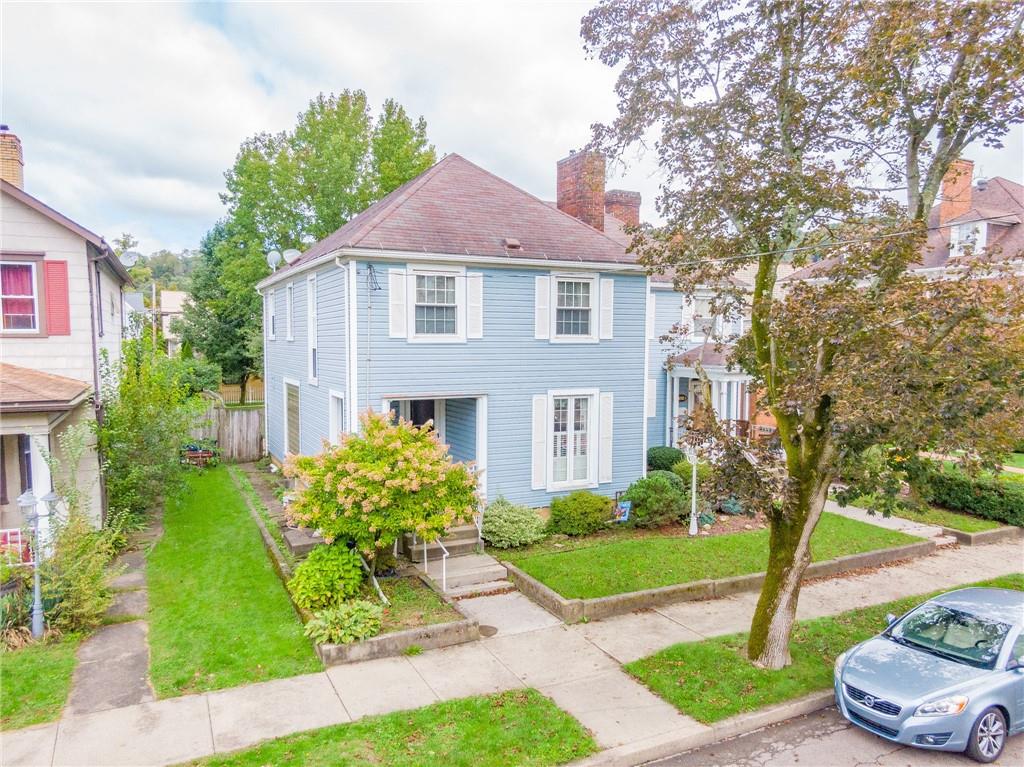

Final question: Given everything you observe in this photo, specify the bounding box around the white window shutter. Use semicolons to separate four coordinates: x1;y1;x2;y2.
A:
467;272;483;339
388;269;406;338
599;392;614;483
645;294;655;340
646;378;657;416
531;394;547;490
599;278;614;339
534;276;550;339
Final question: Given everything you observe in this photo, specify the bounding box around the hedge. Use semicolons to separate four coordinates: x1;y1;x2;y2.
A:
647;446;685;471
921;467;1024;527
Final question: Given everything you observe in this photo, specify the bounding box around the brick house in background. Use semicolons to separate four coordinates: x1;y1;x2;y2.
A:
0;125;131;530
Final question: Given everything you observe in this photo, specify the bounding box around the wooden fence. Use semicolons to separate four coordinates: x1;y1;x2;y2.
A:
218;378;265;405
192;395;264;462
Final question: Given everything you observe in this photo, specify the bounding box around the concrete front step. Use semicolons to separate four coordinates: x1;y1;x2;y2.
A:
445;580;517;600
425;553;508;590
408;537;480;562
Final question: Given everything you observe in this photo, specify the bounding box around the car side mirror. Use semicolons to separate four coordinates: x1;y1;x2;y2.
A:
885;613;897;626
1008;658;1024;672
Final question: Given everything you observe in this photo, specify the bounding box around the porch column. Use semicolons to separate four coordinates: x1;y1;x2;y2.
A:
475;396;487;502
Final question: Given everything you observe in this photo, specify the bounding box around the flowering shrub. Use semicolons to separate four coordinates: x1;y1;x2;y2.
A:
304;600;383;645
285;410;478;572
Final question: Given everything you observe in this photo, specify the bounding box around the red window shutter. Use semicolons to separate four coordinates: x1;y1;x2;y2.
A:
43;260;71;335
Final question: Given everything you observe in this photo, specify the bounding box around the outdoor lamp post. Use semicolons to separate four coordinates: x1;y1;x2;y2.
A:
16;490;48;639
685;445;699;536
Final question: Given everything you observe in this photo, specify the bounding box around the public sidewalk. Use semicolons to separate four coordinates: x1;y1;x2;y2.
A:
2;540;1022;767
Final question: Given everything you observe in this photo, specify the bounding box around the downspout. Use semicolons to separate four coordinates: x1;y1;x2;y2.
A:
256;286;269;458
86;248;108;524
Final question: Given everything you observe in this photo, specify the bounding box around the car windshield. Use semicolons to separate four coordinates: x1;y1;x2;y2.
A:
889;604;1010;669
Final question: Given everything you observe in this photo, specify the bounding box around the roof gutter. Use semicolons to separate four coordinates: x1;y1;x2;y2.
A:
332;247;647;272
255;249;343;292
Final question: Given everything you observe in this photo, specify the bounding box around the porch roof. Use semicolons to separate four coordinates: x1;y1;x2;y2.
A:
669;342;732;369
0;363;91;413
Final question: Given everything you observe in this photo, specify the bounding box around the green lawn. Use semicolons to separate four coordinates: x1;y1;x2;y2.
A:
506;513;920;599
626;573;1024;724
187;689;596;767
378;577;461;634
0;635;81;730
148;467;320;697
890;503;1001;533
1003;453;1024;470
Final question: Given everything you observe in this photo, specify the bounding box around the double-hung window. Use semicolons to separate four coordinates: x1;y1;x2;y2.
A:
551;393;593;486
307;275;318;383
555;279;592;338
1;262;38;331
267;289;276;340
414;274;457;335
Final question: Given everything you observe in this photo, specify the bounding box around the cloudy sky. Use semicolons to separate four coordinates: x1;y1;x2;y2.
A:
2;1;1021;255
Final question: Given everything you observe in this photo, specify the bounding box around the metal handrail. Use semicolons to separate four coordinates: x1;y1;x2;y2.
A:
436;539;449;592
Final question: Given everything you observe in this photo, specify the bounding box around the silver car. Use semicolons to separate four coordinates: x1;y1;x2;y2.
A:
834;587;1024;763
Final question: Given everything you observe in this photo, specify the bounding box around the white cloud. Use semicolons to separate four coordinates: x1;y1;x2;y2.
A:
1;1;1019;254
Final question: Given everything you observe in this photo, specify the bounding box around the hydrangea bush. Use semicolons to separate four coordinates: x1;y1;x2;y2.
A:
284;410;478;573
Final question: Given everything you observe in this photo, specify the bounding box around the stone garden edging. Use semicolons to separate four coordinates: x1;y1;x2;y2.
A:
316;616;480;665
505;539;937;624
941;525;1023;546
570;690;835;767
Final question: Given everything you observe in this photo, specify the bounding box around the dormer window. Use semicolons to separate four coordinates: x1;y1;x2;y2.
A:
949;221;986;258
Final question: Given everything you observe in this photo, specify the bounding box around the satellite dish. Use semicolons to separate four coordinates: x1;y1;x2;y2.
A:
282;248;301;264
121;251;142;267
266;250;281;271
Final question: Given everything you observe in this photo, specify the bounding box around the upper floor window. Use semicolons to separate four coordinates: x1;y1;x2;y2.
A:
267;289;276;340
307;274;318;383
555;279;592;337
415;274;457;335
1;263;37;331
285;283;294;341
950;221;986;258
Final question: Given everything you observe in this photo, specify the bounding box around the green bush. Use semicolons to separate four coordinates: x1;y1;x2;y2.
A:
287;545;365;611
647;470;687;494
917;467;1024;527
42;510;116;632
671;459;714;486
303;599;383;645
482;497;547;549
647;446;685;471
548;491;612;536
623;475;686;528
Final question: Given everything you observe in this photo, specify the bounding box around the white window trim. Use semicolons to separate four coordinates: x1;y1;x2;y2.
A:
549;273;599;344
950;221;987;258
406;265;467;343
0;261;40;333
546;387;599;492
267;289;276;340
328;389;345;446
282;377;300;456
285;283;294;341
307;274;318;385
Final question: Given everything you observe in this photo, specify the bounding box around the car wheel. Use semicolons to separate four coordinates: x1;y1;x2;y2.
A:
965;707;1006;763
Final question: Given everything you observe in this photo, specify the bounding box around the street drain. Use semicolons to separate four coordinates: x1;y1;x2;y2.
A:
479;625;498;637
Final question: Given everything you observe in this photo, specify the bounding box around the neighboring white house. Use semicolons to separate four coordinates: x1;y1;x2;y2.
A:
158;289;186;355
0;125;132;529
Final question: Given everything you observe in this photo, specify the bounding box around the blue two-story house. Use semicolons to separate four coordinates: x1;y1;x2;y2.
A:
257;151;651;509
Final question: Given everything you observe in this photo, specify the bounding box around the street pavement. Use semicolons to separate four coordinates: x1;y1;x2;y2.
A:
648;707;1024;767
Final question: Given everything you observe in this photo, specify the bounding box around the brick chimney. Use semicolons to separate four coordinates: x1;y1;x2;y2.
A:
0;125;24;189
605;189;641;227
939;158;974;226
557;150;605;231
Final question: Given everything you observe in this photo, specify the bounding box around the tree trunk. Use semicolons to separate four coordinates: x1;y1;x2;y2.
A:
238;374;248;405
747;470;831;669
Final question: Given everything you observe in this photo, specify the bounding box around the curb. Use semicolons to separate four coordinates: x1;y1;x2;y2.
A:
505;539;936;623
570;691;835;767
316;617;480;665
941;525;1023;546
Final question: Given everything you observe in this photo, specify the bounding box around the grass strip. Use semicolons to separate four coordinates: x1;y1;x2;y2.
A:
148;467;319;697
227;464;296;570
377;577;461;634
626;573;1024;724
186;688;596;767
0;634;81;730
506;513;920;599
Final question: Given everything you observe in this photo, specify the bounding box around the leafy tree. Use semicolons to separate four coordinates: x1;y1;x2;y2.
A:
283;411;478;576
584;0;1024;668
112;232;138;257
181;92;436;401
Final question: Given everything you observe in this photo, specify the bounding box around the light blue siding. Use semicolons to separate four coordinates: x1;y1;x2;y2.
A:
264;264;347;461
266;258;648;509
445;397;476;464
647;288;684;448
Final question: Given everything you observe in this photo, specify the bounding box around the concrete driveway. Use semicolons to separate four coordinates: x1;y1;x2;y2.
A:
648;707;1024;767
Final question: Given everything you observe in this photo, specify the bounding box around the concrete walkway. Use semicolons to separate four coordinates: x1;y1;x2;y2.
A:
823;499;948;541
2;539;1021;767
